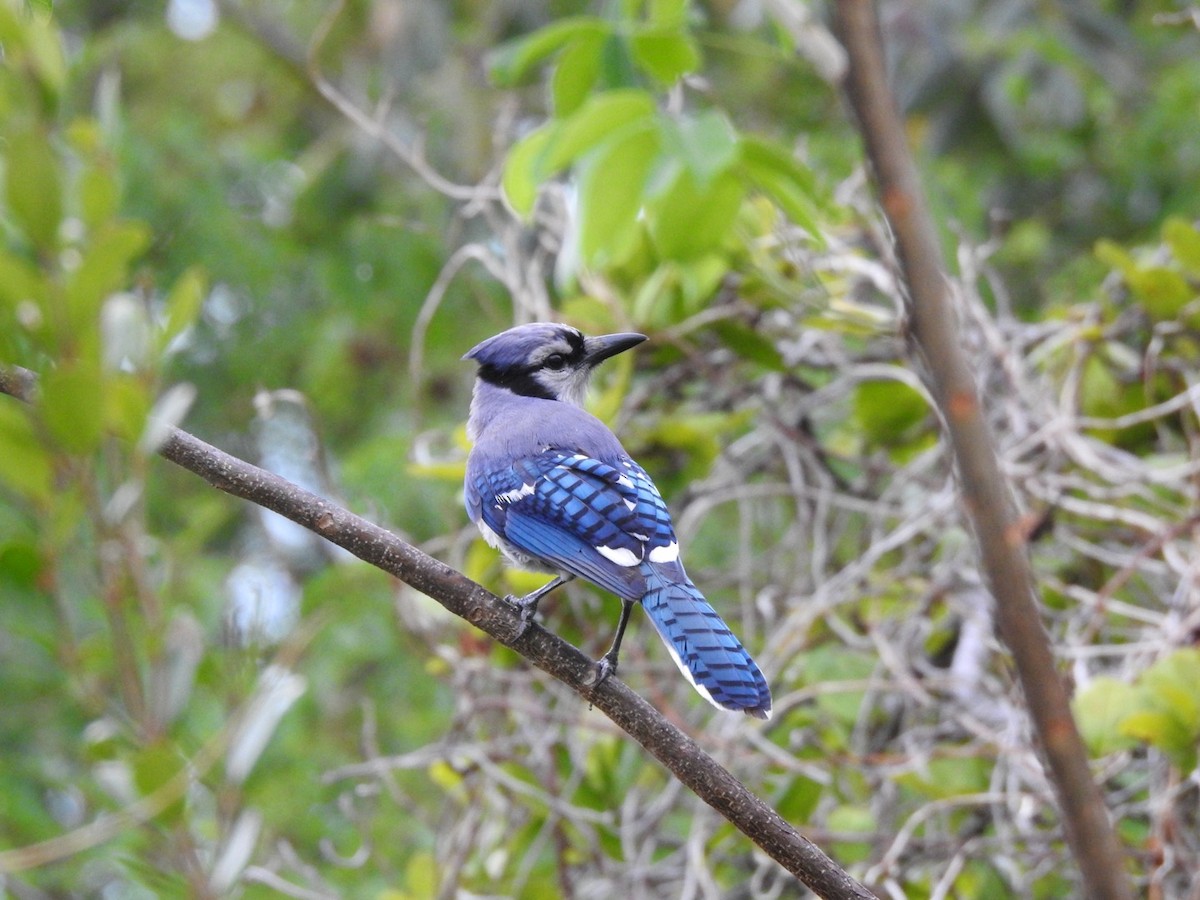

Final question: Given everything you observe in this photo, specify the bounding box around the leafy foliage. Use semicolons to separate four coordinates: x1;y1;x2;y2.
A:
2;0;1200;897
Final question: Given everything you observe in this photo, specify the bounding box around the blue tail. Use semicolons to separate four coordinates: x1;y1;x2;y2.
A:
640;573;772;719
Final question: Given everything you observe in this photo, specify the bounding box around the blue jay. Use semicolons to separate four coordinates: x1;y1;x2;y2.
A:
463;322;772;718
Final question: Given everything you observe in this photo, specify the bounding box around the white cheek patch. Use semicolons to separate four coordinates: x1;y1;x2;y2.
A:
551;369;591;407
648;542;679;563
596;545;641;567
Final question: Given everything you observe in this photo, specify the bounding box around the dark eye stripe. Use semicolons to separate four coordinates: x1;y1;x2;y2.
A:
476;331;587;399
476;364;555;399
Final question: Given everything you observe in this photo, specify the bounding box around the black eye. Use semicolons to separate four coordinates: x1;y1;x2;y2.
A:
544;353;567;370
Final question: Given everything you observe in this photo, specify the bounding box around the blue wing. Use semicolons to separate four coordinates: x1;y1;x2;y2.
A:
468;447;773;717
469;448;679;600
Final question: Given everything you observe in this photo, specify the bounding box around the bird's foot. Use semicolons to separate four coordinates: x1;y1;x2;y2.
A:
590;652;619;689
502;594;539;639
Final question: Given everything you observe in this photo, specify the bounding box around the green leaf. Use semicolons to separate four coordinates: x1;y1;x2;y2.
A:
1079;355;1128;418
40;360;105;454
542;90;657;175
775;774;823;824
0;250;43;311
738;136;823;239
0;4;65;100
64;221;150;332
161;267;207;351
827;805;875;863
894;756;992;801
711;321;786;371
640;409;753;473
674;110;739;185
854;380;929;445
646;166;744;260
404;851;438;897
1140;649;1200;733
1097;234;1197;321
1125;266;1192;322
502;126;555;217
629;27;700;85
0;541;42;591
0;401;52;504
1094;238;1136;277
597;32;639;90
132;743;186;825
5;126;62;252
676;254;727;311
1077;352;1156;448
551;30;605;116
576;122;660;267
502;92;658;219
0;250;47;357
648;0;689;26
105;373;152;443
558;294;620;335
587;347;637;424
631;263;679;327
1116;650;1200;772
804;646;874;725
1120;711;1196;770
427;760;464;794
740;136;817;197
1073;677;1140;757
78;164;119;231
66;116;105;156
488;17;608;87
1163;217;1200;276
406;459;466;481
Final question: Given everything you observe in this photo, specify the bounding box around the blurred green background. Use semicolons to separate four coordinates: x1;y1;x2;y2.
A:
3;0;1200;896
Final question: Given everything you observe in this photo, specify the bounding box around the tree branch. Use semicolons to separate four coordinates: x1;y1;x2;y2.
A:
0;365;875;900
830;3;1134;898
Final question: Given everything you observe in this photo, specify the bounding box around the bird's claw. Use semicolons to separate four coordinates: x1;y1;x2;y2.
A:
502;594;539;639
591;654;618;689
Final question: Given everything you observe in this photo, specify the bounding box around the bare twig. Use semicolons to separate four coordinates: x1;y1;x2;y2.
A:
219;0;499;203
303;0;498;203
0;365;875;900
830;3;1135;898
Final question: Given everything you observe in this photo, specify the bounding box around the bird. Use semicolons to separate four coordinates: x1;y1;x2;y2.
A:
462;322;772;719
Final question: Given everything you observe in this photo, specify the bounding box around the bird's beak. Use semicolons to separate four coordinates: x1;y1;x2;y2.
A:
583;332;647;367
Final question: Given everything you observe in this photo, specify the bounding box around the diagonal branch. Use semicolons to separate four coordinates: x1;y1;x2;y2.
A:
830;2;1134;898
0;365;875;900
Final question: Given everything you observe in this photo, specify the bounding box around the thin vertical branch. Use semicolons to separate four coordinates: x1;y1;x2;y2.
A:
830;2;1134;898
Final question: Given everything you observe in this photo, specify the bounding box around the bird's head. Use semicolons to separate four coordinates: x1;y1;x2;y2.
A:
464;322;646;406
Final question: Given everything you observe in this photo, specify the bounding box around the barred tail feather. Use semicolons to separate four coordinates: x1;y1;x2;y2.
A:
640;575;772;719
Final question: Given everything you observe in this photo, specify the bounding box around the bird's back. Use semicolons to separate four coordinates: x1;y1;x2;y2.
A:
467;382;628;465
